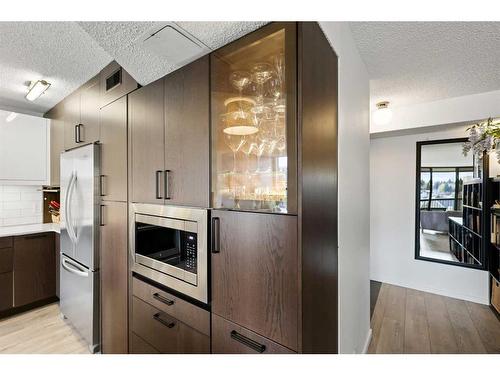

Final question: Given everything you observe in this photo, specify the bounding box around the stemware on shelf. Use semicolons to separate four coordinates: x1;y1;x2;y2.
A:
251;62;274;114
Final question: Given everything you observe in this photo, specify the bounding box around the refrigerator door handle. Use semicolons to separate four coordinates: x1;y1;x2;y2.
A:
62;257;89;278
65;173;78;245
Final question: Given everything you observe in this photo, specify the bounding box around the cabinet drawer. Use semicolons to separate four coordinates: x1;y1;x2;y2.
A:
132;276;209;336
212;314;295;354
130;332;160;354
0;272;13;311
0;237;13;249
0;247;13;274
132;296;209;354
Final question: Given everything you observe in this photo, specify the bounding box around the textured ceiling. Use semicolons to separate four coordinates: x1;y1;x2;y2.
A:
349;22;500;108
0;22;112;115
78;22;266;87
0;21;266;115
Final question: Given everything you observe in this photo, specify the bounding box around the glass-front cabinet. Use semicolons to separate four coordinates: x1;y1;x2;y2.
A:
211;23;296;213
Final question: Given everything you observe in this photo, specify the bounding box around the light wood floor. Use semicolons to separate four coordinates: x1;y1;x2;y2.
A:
369;283;500;354
0;303;90;354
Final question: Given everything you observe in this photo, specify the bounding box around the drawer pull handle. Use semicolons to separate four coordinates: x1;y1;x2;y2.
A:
230;330;266;353
152;292;174;306
153;313;175;328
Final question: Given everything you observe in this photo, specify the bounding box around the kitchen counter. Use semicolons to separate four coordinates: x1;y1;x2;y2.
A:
0;223;60;238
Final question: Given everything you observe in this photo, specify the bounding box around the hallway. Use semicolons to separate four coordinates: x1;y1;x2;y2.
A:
369;283;500;353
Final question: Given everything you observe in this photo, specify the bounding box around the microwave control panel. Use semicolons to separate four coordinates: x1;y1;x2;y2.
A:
184;232;197;272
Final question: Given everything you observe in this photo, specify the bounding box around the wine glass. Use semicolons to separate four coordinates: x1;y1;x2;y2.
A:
229;70;252;96
251;62;274;113
271;53;286;113
223;132;246;174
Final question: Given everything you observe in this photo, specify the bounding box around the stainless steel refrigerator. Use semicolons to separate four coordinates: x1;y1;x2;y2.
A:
60;143;100;353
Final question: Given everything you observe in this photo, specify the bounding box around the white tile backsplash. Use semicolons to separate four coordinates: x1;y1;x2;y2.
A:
0;185;42;227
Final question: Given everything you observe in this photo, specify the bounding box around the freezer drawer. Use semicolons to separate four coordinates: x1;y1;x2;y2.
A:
60;254;100;352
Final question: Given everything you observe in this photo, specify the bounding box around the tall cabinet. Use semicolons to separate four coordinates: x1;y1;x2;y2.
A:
210;22;338;353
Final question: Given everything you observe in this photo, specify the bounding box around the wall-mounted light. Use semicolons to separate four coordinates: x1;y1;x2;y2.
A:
5;112;18;122
372;101;393;126
25;80;51;102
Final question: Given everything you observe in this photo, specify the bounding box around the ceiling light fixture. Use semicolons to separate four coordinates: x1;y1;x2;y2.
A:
25;80;51;102
372;101;393;126
5;112;18;122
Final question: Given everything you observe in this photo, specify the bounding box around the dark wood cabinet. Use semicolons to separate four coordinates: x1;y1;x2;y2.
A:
100;61;138;108
212;313;295;354
100;96;128;202
164;56;210;207
0;272;13;311
13;233;56;307
100;201;128;353
211;210;298;350
0;246;13;274
63;76;100;150
129;78;165;204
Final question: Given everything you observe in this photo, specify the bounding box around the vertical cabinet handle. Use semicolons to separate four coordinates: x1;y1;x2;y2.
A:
164;170;171;200
155;170;164;200
230;330;266;353
212;217;220;253
74;124;79;143
99;175;106;197
75;124;83;143
100;204;105;226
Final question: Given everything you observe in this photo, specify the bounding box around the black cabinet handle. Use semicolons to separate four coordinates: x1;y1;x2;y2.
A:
212;217;220;253
164;170;171;200
74;124;79;143
153;313;175;328
75;124;83;143
152;292;174;306
100;204;105;226
99;175;106;196
155;170;163;200
230;330;266;353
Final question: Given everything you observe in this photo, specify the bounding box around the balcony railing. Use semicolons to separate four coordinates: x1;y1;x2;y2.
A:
420;198;462;211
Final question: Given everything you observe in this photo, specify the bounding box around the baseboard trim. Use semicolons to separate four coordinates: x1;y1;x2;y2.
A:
362;328;372;354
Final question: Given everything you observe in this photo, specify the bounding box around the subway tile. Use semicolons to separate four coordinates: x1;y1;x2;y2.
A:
0;209;21;219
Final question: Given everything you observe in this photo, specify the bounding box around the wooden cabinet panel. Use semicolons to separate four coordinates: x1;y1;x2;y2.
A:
100;96;128;202
0;247;13;274
132;276;210;336
164;56;210;207
100;201;128;354
212;314;295;354
79;77;101;145
100;61;138;108
45;104;65;186
131;296;209;354
0;237;12;249
63;93;80;150
130;332;159;354
0;272;13;311
13;233;55;307
129;79;165;204
211;210;298;350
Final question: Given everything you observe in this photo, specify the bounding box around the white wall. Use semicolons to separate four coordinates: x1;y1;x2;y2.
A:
320;22;371;354
0;185;43;226
370;125;490;304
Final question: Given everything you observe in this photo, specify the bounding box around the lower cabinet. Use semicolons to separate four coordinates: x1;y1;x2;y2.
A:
100;201;128;354
13;233;55;307
130;277;210;354
211;314;295;354
0;272;13;311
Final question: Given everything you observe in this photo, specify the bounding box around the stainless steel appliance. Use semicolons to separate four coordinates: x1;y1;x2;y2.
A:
60;143;100;353
130;203;208;304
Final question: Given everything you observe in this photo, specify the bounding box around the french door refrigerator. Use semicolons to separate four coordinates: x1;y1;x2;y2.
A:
60;143;100;353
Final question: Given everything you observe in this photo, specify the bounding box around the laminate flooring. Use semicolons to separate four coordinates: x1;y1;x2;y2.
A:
368;283;500;354
0;303;90;354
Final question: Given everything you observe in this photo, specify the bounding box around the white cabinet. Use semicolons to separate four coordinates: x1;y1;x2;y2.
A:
0;111;49;185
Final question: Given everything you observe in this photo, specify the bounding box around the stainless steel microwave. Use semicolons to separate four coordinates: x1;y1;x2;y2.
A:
130;203;208;304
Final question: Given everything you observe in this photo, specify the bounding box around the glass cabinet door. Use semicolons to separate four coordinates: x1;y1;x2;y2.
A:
211;23;296;213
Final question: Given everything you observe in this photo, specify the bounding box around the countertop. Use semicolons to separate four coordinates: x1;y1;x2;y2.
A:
0;223;60;238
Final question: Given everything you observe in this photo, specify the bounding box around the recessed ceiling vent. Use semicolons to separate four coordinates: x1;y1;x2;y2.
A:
141;23;210;67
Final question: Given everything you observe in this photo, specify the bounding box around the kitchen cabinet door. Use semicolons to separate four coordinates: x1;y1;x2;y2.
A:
45;103;65;186
100;96;127;202
13;233;56;307
211;210;298;350
129;79;165;204
63;93;80;150
100;201;128;354
0;272;13;311
79;77;101;145
164;56;210;207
